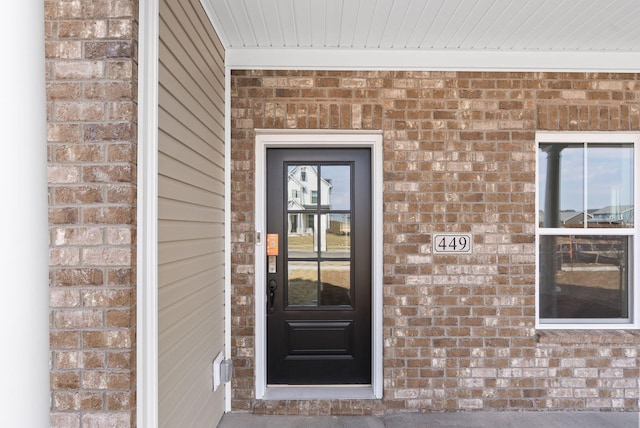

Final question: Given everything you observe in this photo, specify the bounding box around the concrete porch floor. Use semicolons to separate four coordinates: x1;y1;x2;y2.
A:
217;411;638;428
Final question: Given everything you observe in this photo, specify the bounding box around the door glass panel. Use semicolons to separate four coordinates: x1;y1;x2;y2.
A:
320;261;351;306
288;165;317;208
323;214;351;257
288;214;317;257
286;162;355;308
321;165;351;210
288;261;318;307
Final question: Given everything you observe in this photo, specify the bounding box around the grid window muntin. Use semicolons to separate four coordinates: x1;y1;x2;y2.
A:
535;132;640;329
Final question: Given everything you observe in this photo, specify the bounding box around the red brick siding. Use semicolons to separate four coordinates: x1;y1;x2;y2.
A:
230;70;640;414
46;1;138;426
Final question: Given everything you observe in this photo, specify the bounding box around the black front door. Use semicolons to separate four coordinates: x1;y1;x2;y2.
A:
266;148;372;384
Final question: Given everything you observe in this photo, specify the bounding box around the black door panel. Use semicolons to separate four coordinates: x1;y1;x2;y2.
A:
266;148;371;385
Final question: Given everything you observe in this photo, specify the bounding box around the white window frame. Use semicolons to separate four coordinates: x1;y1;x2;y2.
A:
535;131;640;330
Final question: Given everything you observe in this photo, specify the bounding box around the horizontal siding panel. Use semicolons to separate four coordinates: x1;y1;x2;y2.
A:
158;219;224;242
159;197;224;223
158;298;224;380
160;3;224;100
182;0;226;66
159;329;223;425
159;329;224;386
157;105;222;163
159;264;224;312
160;363;225;427
159;276;223;334
157;102;223;171
158;152;223;193
158;320;223;412
158;47;224;134
160;10;224;97
158;48;223;127
159;313;224;365
158;32;222;106
158;0;225;425
157;71;223;155
164;387;225;428
158;249;224;287
184;0;226;73
158;151;223;193
158;238;224;265
159;301;224;358
159;175;222;207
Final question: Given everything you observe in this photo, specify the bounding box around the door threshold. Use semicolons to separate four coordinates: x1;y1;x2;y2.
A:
263;385;376;400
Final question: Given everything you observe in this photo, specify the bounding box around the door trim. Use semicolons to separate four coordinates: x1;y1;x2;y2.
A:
254;129;383;400
137;0;159;425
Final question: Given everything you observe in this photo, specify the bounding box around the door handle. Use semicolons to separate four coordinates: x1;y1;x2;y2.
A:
268;279;278;313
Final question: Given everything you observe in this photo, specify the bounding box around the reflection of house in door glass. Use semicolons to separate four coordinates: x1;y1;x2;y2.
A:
286;163;353;307
287;165;352;256
287;166;332;252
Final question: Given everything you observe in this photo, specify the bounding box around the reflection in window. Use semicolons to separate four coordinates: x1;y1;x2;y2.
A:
323;214;351;257
321;165;351;210
288;214;317;257
285;162;355;309
538;143;633;229
539;235;629;319
320;261;351;306
288;261;318;306
537;136;636;327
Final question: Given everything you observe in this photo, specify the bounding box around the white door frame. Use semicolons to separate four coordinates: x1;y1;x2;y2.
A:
254;129;383;400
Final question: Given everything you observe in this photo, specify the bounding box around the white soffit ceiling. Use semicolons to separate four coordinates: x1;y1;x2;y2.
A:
200;0;640;71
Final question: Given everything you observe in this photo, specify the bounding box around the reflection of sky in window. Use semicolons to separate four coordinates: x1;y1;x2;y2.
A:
538;144;633;212
588;146;633;209
321;165;350;210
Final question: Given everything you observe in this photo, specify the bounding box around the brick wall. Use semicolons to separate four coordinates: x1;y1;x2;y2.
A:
230;70;640;414
46;1;138;426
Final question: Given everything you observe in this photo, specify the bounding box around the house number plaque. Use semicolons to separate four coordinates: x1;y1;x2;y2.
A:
433;233;472;254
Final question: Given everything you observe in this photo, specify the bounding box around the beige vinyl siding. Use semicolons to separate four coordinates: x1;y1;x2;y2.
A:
158;0;226;426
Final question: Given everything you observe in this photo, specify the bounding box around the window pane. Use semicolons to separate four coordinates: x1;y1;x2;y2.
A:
539;235;629;319
538;144;584;227
538;143;635;229
321;165;351;210
320;261;351;306
288;261;318;307
587;144;633;228
287;214;317;257
323;214;351;257
288;165;317;208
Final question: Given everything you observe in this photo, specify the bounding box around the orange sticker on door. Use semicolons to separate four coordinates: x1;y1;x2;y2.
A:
266;234;279;256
